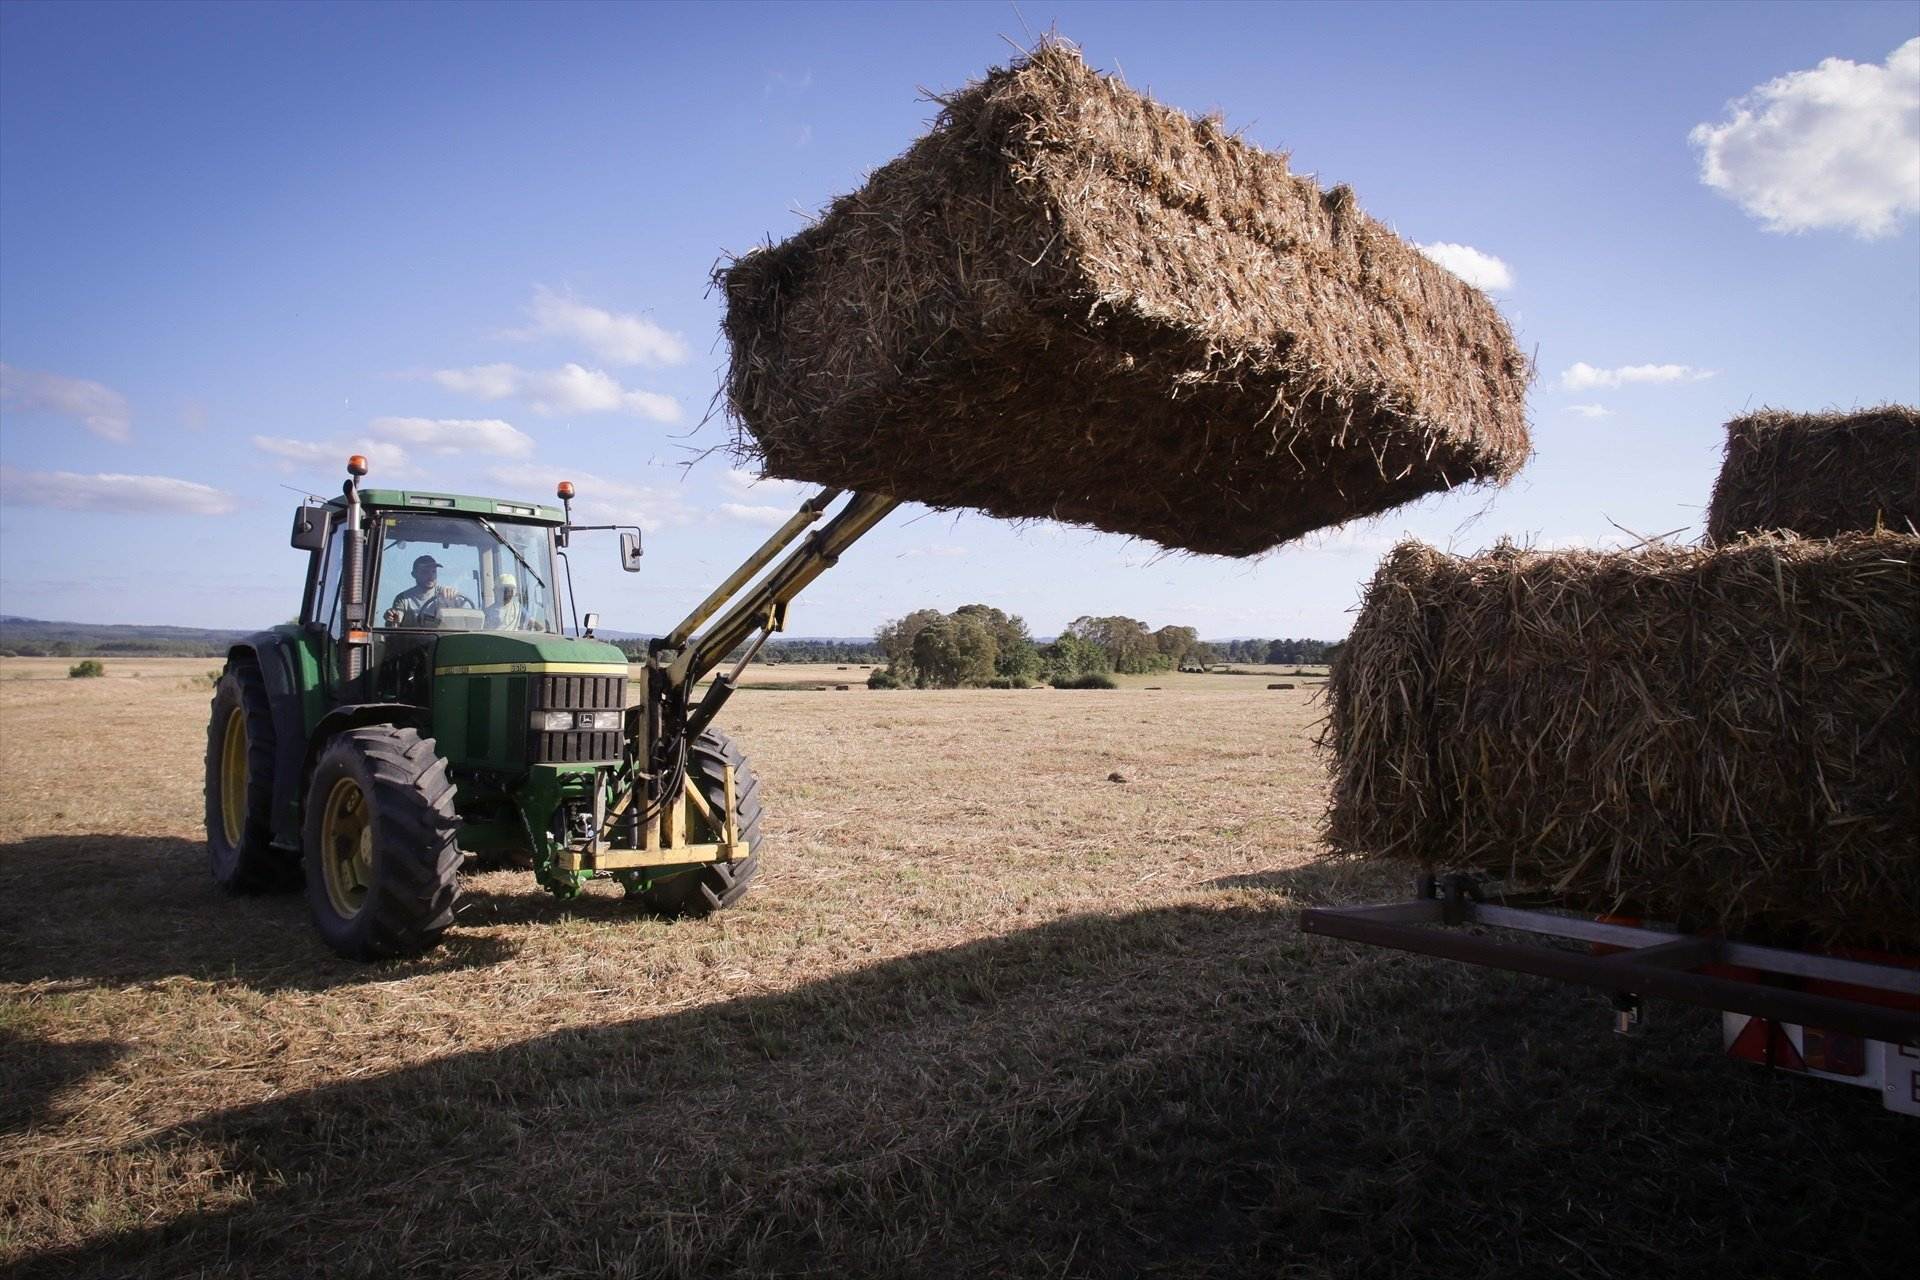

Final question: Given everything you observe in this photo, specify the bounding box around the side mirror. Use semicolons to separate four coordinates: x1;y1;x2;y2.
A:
619;530;643;572
290;505;331;551
582;611;600;638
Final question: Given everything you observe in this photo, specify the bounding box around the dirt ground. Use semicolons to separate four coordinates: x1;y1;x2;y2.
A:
1;657;1910;1278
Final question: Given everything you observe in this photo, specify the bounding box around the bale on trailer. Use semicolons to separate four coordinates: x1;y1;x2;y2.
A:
1705;406;1919;544
717;42;1530;558
1322;532;1920;947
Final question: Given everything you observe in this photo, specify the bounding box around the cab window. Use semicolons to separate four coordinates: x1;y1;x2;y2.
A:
371;511;561;633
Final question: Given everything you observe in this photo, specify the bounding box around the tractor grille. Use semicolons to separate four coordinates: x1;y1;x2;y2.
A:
527;672;627;764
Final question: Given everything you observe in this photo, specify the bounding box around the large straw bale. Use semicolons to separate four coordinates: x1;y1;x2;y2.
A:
1706;406;1919;544
717;42;1530;557
1323;532;1920;947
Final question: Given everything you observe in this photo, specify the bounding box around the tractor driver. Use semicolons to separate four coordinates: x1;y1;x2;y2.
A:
384;554;473;627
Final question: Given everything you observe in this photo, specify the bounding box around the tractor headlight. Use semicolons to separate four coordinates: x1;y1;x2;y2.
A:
533;711;575;732
583;710;623;731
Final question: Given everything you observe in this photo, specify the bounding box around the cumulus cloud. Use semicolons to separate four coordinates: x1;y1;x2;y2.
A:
369;416;533;458
721;467;809;500
1560;362;1713;391
488;465;693;533
514;287;689;367
0;466;236;514
1567;404;1613;419
1690;38;1920;238
251;435;410;475
431;361;681;422
1415;242;1514;292
718;501;794;526
0;363;133;442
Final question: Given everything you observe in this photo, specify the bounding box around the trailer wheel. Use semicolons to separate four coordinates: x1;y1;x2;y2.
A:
640;729;764;916
302;726;461;960
205;662;299;892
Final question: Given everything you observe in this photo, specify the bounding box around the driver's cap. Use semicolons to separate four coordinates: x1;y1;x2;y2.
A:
412;555;443;571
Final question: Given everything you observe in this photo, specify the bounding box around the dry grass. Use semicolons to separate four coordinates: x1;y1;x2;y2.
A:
2;658;1911;1278
1324;533;1920;946
1706;405;1919;544
717;41;1529;557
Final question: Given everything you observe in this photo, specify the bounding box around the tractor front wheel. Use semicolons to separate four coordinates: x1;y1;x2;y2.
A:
205;662;299;892
302;726;461;960
639;729;765;917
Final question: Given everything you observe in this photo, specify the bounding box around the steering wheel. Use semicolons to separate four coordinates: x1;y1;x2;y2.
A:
417;589;475;624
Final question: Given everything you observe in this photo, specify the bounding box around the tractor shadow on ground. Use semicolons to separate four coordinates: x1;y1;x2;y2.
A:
0;835;517;994
1207;855;1414;906
0;1029;128;1138
16;901;1909;1280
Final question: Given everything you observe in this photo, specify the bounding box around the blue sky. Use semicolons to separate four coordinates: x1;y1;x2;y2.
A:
2;1;1915;639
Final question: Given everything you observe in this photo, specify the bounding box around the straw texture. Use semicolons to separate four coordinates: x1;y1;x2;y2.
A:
1323;532;1920;946
1706;405;1919;544
717;42;1530;557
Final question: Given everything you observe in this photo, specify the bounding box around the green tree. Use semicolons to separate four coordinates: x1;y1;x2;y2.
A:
955;603;1040;680
1153;624;1199;670
875;608;946;685
910;614;997;687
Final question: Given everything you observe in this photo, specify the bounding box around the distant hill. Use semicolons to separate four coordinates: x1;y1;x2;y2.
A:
0;617;883;660
0;617;251;657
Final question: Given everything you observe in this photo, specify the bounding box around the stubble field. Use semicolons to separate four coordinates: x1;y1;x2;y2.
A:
1;658;1911;1278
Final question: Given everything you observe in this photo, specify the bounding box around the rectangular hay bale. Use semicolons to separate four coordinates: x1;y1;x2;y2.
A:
1706;405;1919;544
717;43;1529;557
1323;532;1920;947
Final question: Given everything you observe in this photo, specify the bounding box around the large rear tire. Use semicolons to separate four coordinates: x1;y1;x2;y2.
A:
302;726;461;960
639;729;764;916
204;662;299;892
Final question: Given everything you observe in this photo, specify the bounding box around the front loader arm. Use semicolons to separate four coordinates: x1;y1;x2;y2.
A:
662;489;899;692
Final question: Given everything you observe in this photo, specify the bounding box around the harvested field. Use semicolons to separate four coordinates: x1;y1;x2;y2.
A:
718;42;1530;557
1324;532;1920;946
2;659;1912;1278
1706;405;1919;543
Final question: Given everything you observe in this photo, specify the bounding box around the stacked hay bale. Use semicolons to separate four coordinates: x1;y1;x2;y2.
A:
1706;406;1919;543
1324;498;1920;945
717;41;1530;557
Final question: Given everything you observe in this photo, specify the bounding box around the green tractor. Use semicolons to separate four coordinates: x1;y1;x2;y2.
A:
206;455;895;959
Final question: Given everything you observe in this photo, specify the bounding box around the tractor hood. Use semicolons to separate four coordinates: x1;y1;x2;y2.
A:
431;632;629;675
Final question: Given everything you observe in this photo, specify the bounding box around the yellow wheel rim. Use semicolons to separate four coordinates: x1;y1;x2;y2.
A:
219;706;248;847
319;776;373;919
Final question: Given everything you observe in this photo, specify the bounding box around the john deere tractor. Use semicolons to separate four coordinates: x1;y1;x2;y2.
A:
206;455;895;959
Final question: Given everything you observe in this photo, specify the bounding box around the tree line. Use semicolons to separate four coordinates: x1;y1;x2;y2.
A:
867;607;1337;689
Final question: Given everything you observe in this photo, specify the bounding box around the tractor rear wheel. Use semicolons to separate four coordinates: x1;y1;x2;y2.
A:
302;726;461;960
204;662;299;892
639;729;765;916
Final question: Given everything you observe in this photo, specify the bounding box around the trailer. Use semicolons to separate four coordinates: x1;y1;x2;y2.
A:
1300;874;1920;1116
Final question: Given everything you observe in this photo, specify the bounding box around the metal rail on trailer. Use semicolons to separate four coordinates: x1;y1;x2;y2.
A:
1299;874;1920;1115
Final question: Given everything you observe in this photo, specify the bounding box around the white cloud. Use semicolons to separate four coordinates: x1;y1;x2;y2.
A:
487;465;694;533
1567;404;1613;419
721;467;809;500
1415;242;1514;292
369;416;533;458
1690;37;1920;238
718;501;794;526
1559;362;1713;391
251;435;410;475
0;364;132;442
0;466;236;514
431;363;522;401
515;287;690;367
431;362;681;422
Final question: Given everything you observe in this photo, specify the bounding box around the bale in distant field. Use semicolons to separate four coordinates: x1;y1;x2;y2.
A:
1322;532;1920;947
1706;406;1919;544
717;41;1530;558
